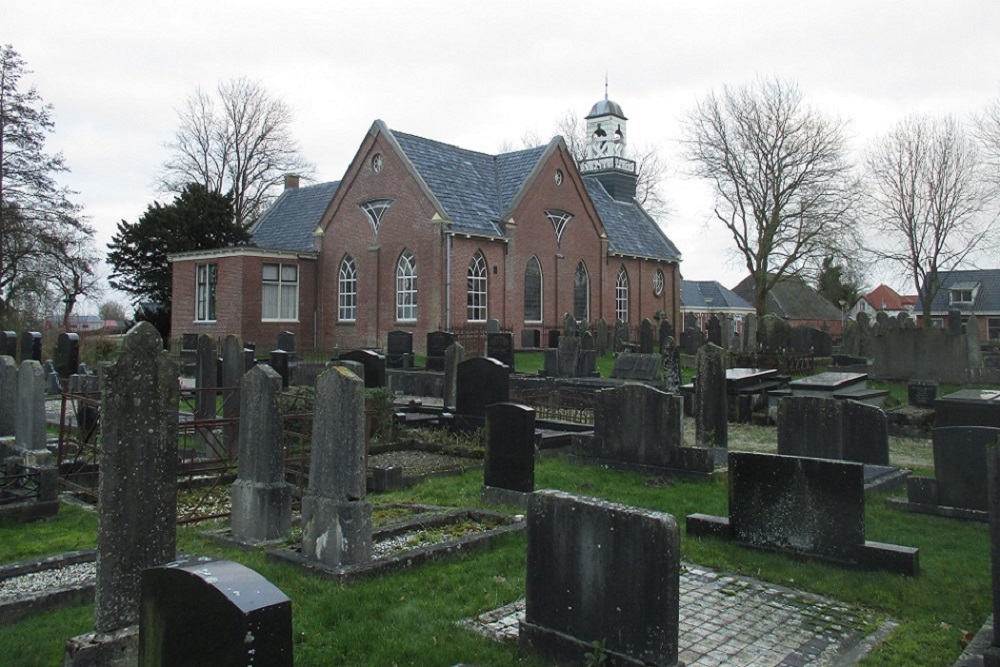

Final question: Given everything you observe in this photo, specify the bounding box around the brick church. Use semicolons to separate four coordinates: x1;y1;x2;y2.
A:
169;96;682;353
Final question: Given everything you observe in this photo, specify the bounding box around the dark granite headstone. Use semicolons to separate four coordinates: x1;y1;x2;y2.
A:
596;318;608;356
486;332;515;370
0;331;16;357
456;357;510;419
947;308;963;335
0;356;14;437
547;330;560;348
661;337;681;394
195;335;218;420
340;349;387;388
986;440;1000;666
44;360;60;396
220;335;244;454
16;360;46;451
707;315;722;347
592;384;682;469
613;319;628;353
276;330;295;353
777;397;889;466
745;313;757;351
426;331;455;371
695;343;728;448
55;332;80;379
932;426;1000;511
520;491;680;667
139;558;292;667
680;327;701;356
269;350;290;388
483;403;535;493
20;331;41;363
386;330;413;369
521;329;540;348
638;318;655;353
907;380;938;408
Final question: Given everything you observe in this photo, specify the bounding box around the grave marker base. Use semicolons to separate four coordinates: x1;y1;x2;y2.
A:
480;485;530;509
63;625;138;667
519;620;682;667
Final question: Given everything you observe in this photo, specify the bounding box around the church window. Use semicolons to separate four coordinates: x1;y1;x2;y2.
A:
359;198;394;241
338;256;357;322
574;261;590;321
545;209;573;244
524;257;543;323
467;252;488;322
616;266;629;323
396;251;417;321
653;269;664;296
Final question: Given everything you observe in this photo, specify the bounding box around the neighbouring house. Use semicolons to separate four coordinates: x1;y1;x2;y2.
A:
679;280;754;335
851;284;917;319
169;96;682;353
918;269;1000;342
732;274;845;335
44;314;108;333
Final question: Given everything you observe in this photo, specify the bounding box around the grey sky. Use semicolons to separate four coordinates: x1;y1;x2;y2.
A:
7;1;1000;307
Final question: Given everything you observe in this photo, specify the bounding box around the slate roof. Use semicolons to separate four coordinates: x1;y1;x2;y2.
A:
392;131;546;237
680;280;753;311
583;177;681;261
250;180;340;252
732;274;843;320
925;269;1000;314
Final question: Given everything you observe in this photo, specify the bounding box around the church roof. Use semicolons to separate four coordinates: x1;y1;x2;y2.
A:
251;180;340;251
680;280;753;311
583;177;680;261
586;98;627;120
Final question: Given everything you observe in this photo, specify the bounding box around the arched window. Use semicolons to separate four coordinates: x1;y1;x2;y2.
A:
338;255;357;322
616;266;629;323
359;198;394;242
573;261;590;321
524;256;543;323
396;251;417;321
467;252;488;322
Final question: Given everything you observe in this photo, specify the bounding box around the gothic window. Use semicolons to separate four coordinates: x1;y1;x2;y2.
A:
338;255;357;322
467;251;488;322
359;198;394;242
616;266;629;323
573;261;590;321
524;256;543;323
396;251;417;321
653;269;665;296
545;209;573;244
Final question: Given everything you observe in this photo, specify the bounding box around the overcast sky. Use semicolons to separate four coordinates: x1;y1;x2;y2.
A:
7;1;1000;309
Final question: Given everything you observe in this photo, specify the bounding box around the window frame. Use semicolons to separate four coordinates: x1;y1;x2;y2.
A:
466;251;488;323
616;266;630;323
396;251;418;322
338;255;357;323
573;261;590;322
261;262;300;322
195;263;217;322
524;256;543;324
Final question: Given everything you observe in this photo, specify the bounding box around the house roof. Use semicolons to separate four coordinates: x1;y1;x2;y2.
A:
250;180;341;252
680;280;753;311
582;178;681;261
925;268;1000;314
865;284;908;311
732;274;843;321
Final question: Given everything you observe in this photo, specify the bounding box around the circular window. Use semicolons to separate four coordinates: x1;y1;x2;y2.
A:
653;269;664;296
554;169;564;186
372;153;384;173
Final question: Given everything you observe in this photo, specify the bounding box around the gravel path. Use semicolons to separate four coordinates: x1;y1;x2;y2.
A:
0;562;95;601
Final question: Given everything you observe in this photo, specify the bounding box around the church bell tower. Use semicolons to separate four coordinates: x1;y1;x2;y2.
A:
579;86;637;202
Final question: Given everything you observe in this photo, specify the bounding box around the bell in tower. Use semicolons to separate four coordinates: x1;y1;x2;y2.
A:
580;87;637;202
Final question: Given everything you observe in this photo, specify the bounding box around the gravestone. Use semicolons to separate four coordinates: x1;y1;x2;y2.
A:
520;490;680;667
596;318;608;356
556;335;580;377
610;352;661;381
455;357;510;432
842;319;860;357
15;360;46;452
486;332;515;369
20;331;41;363
0;356;15;437
679;327;701;356
486;318;500;334
907;380;938;408
244;343;257;372
55;332;80;379
706;314;722;347
613;319;628;353
301;366;372;566
547;330;560;348
43;359;60;396
947;308;963;335
777;397;889;466
935;389;1000;428
481;403;536;506
563;313;577;337
270;349;291;388
638;317;655;353
730;331;742;353
688;452;919;575
220;335;244;455
386;330;413;369
443;342;466;410
340;348;387;388
0;331;16;357
231;365;292;544
661;337;681;394
758;314;791;352
276;330;295;353
521;329;540;348
589;384;683;470
139;558;292;667
64;323;179;666
579;331;597;376
426;331;454;371
968;315;984;368
195;334;218;420
658;319;674;352
744;313;757;352
695;343;728;448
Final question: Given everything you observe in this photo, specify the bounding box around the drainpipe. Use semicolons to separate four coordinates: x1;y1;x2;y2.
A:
445;232;452;330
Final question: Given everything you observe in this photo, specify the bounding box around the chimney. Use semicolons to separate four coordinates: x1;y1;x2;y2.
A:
284;174;300;190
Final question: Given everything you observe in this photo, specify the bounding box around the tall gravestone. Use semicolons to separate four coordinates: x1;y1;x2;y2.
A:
195;334;218;421
0;356;15;437
55;332;80;380
520;491;680;667
658;319;674;352
443;342;466;411
64;322;179;666
579;330;597;376
744;313;757;352
556;335;580;377
231;365;292;544
426;331;455;372
15;360;46;452
638;318;655;353
301;366;372;567
340;348;387;388
139;558;292;667
947;308;963;335
20;331;42;363
596;318;608;356
695;343;728;448
220;335;244;455
590;384;682;469
0;331;16;358
563;313;577;337
487;332;515;370
481;403;536;507
661;337;681;394
707;314;722;347
613;319;628;353
270;349;291;388
968;315;984;368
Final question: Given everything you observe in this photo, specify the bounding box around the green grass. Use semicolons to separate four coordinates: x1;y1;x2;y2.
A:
0;430;990;666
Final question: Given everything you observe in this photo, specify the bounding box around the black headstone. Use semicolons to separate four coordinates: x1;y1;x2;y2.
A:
521;329;540;348
55;332;80;379
907;380;938;408
707;315;722;347
0;331;16;357
340;349;387;388
547;330;560;349
386;330;413;369
456;357;510;418
139;558;292;667
484;403;536;492
270;350;290;388
181;333;199;351
932;426;1000;511
20;331;42;363
486;332;515;369
426;331;455;371
276;331;296;353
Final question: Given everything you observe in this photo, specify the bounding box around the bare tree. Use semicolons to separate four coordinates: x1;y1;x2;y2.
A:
159;77;315;229
682;77;860;317
973;94;1000;212
865;114;997;324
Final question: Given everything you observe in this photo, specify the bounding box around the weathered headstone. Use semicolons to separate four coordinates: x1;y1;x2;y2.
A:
744;313;757;352
610;352;661;381
706;314;722;347
613;319;628;353
386;330;413;369
482;403;536;506
661;337;681;394
301;366;372;566
638;317;655;353
425;331;454;372
695;343;728;448
556;335;580;377
443;342;466;411
15;360;46;452
231;365;292;544
777;397;889;466
589;384;683;469
455;357;510;432
55;332;80;379
563;313;577;338
579;331;597;376
680;327;701;355
486;332;515;370
967;315;984;368
486;318;500;334
0;356;15;437
139;558;292;667
64;323;179;665
340;348;387;388
901;426;1000;519
758;314;791;352
520;491;680;667
20;331;41;363
658;319;674;352
43;359;60;396
195;334;218;421
0;331;16;358
947;308;963;335
596;318;608;356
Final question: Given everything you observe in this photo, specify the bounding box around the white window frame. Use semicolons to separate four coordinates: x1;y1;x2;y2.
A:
524;256;543;323
360;199;394;242
467;252;488;322
338;256;357;322
616;266;630;323
262;262;299;322
195;263;217;322
396;251;417;322
653;269;664;296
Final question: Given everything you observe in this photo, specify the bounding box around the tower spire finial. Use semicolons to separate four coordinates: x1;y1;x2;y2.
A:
604;71;609;100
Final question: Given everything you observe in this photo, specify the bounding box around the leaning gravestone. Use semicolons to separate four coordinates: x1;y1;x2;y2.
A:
0;356;15;437
777;397;889;466
426;331;455;372
64;322;179;666
301;366;372;567
687;452;918;575
481;403;536;507
520;490;680;667
139;558;292;667
695;343;728;448
230;365;292;544
15;360;46;452
443;342;466;410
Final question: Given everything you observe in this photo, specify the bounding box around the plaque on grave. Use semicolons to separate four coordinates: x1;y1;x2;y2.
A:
386;330;413;369
908;381;938;408
486;332;515;369
426;331;454;372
